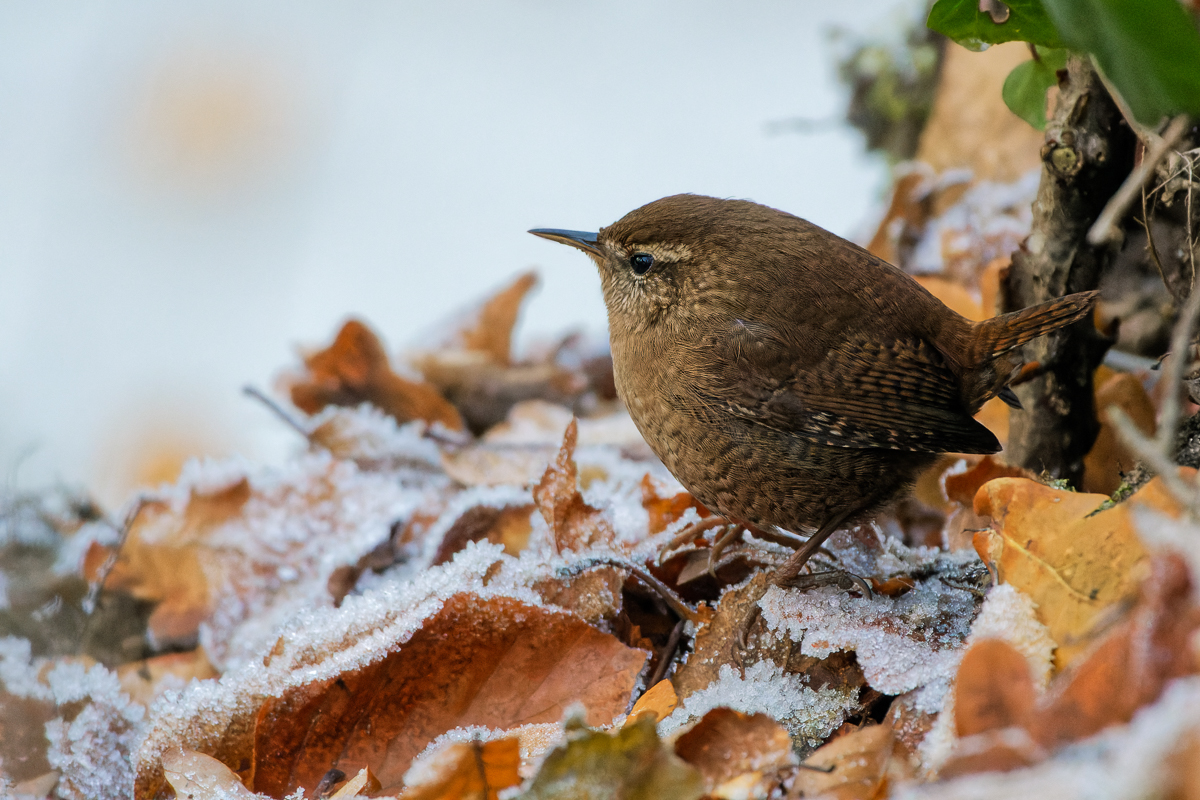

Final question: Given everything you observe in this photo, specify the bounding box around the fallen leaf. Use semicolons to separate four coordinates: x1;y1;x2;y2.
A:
1083;368;1157;495
0;691;56;783
1029;553;1200;750
519;716;704;800
430;504;535;565
790;723;894;800
640;474;709;535
953;639;1035;737
402;739;521;800
289;318;464;431
162;749;256;799
973;477;1150;669
450;271;539;365
672;708;794;791
249;593;648;797
533;419;615;553
92;480;251;648
626;680;679;726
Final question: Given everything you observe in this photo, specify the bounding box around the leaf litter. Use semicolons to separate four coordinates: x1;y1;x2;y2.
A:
5;127;1200;800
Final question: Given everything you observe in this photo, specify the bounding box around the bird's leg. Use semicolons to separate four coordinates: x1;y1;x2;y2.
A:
768;504;864;586
707;524;745;577
659;515;731;557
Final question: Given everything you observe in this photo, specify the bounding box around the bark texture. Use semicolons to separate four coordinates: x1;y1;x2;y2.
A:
1002;57;1137;484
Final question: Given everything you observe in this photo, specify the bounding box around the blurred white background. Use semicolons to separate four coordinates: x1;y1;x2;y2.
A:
0;0;904;507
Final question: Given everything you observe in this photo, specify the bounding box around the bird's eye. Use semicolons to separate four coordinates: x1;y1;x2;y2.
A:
630;253;654;275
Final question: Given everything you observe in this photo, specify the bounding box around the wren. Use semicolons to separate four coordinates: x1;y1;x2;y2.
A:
531;194;1096;583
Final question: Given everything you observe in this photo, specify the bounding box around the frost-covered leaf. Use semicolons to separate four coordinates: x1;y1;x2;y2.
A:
288;318;465;431
402;739;521;800
116;649;218;708
533;419;615;553
519;716;703;800
974;477;1152;668
162;749;256;799
672;708;795;791
249;592;647;796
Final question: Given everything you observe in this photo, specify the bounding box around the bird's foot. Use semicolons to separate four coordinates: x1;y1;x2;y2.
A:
776;569;873;598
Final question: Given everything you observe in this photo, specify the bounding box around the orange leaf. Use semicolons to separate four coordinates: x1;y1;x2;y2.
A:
452;271;539;365
640;474;709;534
673;708;794;791
249;593;647;797
790;723;894;800
402;739;521;800
1083;368;1157;495
1029;553;1200;750
973;478;1150;669
533;419;614;552
290;319;464;430
627;680;679;726
953;639;1035;738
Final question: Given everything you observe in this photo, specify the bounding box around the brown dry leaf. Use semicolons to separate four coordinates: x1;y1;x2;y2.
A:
1083;368;1157;495
866;170;933;265
249;593;648;797
790;723;894;800
520;716;704;800
0;691;56;784
289;318;464;431
117;649;218;708
402;739;521;800
452;271;539;365
1028;553;1200;751
533;419;615;553
673;708;794;791
530;565;626;625
626;680;679;726
941;457;1031;552
953;639;1035;738
430;504;535;565
915;41;1043;183
641;474;710;534
91;480;251;647
162;749;256;799
973;477;1150;669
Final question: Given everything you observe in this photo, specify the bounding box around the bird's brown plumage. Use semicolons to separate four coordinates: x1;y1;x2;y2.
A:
532;194;1097;581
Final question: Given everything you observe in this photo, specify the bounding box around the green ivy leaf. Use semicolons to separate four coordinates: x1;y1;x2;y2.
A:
1002;48;1069;130
927;0;1066;50
1040;0;1200;125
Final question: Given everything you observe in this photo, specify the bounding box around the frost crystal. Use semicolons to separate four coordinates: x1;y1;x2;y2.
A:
661;661;857;747
759;576;977;703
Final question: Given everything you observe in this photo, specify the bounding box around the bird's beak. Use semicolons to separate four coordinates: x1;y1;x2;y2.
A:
529;228;602;257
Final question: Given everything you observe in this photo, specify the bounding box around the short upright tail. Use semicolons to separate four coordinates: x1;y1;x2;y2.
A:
970;290;1099;360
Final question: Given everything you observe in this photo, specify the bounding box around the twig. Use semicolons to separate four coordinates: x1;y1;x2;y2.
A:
557;556;701;624
79;496;151;651
1109;408;1198;514
243;385;312;439
1153;263;1200;459
647;618;685;687
1088;115;1190;246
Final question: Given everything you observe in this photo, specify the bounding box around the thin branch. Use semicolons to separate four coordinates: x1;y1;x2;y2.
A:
1108;407;1197;514
1088;115;1190;246
557;556;701;624
243;385;312;439
1153;262;1200;458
